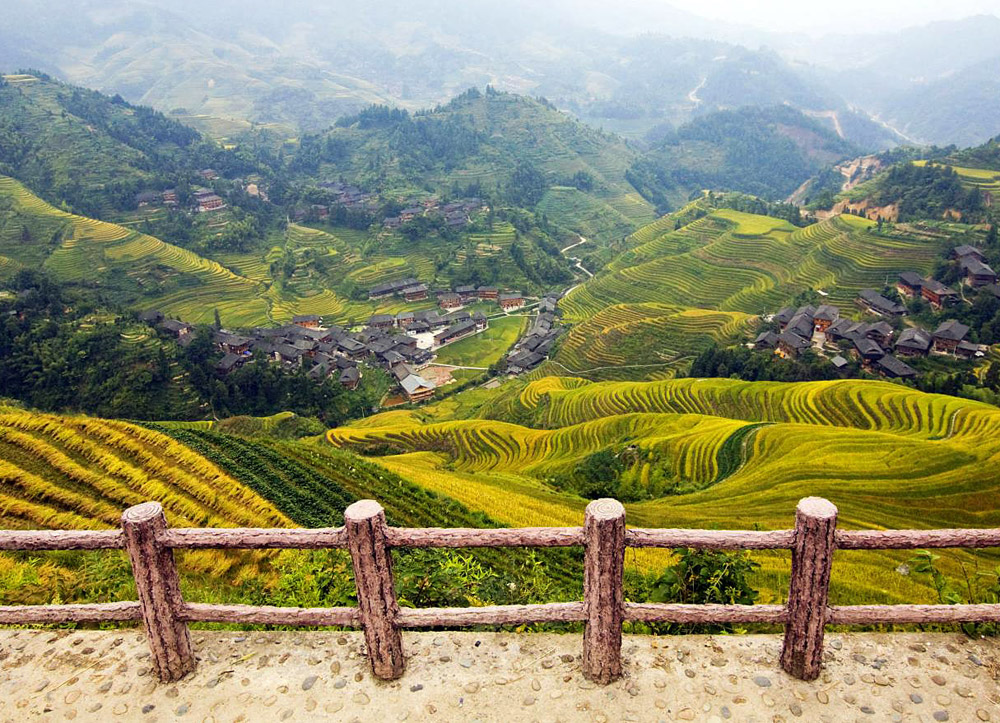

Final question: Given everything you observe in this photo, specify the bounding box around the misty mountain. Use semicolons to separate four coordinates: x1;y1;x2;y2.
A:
0;0;867;144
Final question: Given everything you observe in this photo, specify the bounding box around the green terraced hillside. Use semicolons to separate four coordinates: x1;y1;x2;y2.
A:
327;376;1000;607
552;206;949;377
0;177;566;325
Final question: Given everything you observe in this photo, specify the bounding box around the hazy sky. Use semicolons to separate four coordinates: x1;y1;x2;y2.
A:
668;0;1000;34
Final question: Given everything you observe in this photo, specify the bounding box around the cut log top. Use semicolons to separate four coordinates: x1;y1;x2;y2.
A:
121;501;164;524
345;499;385;522
586;498;625;520
797;497;838;519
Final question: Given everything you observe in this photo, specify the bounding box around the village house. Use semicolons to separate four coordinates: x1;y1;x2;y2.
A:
193;189;225;213
337;367;361;391
875;354;918;380
214;332;252;355
366;314;396;331
402;283;429;302
292;314;321;328
438;292;462;310
897;272;924;298
921;278;959;309
162;189;178;207
773;307;796;329
932;319;971;354
830;355;850;376
498;293;525;311
951;245;985;262
956;341;982;360
754;331;780;350
160;318;193;339
857;289;906;317
456;285;478;302
367;278;419;300
215;353;246;376
478;286;499;301
960;256;998;287
813;305;839;332
853;337;886;364
395;311;415;328
400;374;436;403
785;313;815;340
434;320;477;347
473;311;488;331
776;331;811;358
895;327;933;357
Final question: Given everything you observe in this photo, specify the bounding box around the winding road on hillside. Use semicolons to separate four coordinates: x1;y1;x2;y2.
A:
687;76;707;105
560;236;593;293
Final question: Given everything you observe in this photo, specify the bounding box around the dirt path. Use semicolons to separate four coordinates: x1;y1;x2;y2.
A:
687;76;707;105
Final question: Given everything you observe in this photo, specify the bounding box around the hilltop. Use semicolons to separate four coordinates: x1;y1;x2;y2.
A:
305;88;657;241
628;106;861;210
0;72;248;218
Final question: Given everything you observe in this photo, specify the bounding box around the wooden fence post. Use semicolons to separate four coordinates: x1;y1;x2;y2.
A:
781;497;838;681
582;498;626;684
345;500;404;680
121;502;195;682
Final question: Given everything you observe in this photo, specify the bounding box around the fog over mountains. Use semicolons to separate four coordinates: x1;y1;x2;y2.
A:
3;0;1000;145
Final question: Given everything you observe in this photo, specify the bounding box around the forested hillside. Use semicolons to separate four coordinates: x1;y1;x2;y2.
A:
628;106;859;210
0;74;261;217
303;88;657;240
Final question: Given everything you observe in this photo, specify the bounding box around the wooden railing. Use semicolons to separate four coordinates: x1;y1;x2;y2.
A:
2;497;1000;684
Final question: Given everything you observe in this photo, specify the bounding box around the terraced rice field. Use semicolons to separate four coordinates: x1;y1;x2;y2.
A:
914;160;1000;195
557;209;945;372
0;408;293;596
554;304;754;378
328;376;1000;605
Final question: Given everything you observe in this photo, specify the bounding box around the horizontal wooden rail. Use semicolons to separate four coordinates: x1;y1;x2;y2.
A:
625;603;788;624
828;604;1000;624
161;527;346;549
2;497;1000;686
397;602;585;627
627;528;794;549
836;528;1000;549
180;603;359;626
0;529;123;551
0;602;141;623
385;526;584;548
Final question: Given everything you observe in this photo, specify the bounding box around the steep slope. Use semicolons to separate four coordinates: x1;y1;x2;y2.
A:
0;73;236;217
310;89;656;239
0;175;268;325
629;106;861;209
551;207;944;377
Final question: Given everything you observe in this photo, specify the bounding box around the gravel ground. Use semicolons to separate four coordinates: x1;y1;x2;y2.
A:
0;630;998;722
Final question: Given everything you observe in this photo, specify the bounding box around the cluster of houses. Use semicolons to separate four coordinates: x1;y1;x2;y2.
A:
134;184;225;214
365;308;489;349
505;294;563;374
382;198;484;231
140;311;456;402
891;246;998;312
368;280;526;313
757;295;985;381
290;187;484;233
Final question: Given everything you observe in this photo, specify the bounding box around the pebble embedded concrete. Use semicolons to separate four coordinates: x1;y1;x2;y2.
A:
0;630;997;721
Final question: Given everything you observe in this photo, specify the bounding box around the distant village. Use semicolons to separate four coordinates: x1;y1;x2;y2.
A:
136;173;486;233
756;244;999;380
139;283;562;405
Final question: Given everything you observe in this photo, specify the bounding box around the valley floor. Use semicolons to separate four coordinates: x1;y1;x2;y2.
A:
1;629;997;722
